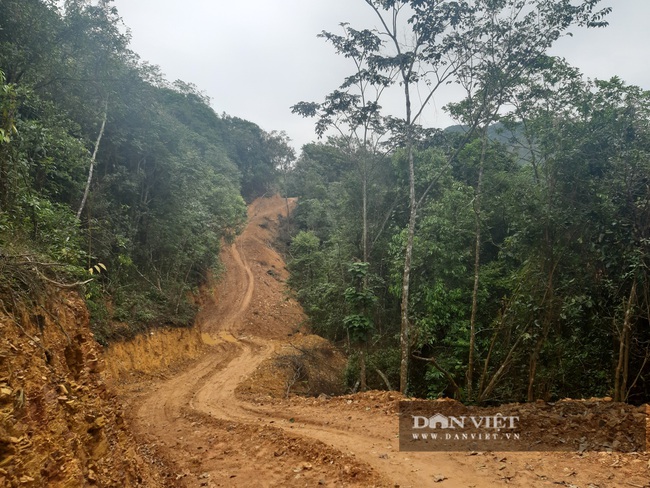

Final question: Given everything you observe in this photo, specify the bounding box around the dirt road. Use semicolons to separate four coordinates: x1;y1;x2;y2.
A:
124;196;649;488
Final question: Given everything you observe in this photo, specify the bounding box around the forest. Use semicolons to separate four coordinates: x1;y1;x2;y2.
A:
1;0;649;405
0;0;292;344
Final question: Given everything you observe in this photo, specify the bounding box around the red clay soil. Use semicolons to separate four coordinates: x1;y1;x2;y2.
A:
0;292;167;487
121;195;650;488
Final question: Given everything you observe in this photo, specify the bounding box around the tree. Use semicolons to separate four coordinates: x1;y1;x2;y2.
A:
300;0;611;396
221;116;281;201
442;0;610;400
0;0;265;344
0;69;18;210
76;99;107;219
296;0;478;393
378;0;611;396
293;23;393;269
343;262;378;390
265;130;296;216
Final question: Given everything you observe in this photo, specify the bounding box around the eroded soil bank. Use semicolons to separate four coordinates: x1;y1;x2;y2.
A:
115;196;650;487
3;195;648;487
0;291;167;487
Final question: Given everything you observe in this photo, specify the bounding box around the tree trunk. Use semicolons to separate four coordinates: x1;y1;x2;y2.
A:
362;166;368;265
467;127;488;401
375;368;393;391
478;325;529;402
478;322;498;398
614;281;636;402
527;329;547;402
622;317;630;400
359;347;367;391
527;215;558;402
77;102;108;220
0;148;8;211
400;141;417;395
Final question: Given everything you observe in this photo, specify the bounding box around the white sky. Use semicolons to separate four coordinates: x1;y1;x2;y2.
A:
111;0;650;151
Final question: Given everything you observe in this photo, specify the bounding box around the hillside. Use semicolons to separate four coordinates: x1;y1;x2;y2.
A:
109;196;648;487
0;287;166;486
2;0;650;485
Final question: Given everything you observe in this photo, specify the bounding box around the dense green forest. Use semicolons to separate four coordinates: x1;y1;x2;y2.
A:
0;0;289;344
286;0;650;404
2;0;649;405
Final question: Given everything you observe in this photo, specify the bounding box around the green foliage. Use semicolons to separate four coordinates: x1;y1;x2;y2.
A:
5;0;649;404
286;66;650;403
220;116;286;201
0;0;282;342
287;230;349;340
343;262;377;343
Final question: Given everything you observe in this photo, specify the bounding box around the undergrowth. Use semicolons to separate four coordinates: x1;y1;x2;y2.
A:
0;243;201;346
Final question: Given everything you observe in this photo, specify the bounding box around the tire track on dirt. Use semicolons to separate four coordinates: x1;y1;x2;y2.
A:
130;196;391;487
127;195;649;488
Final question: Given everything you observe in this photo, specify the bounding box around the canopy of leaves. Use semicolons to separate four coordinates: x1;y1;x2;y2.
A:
285;0;647;402
0;0;284;343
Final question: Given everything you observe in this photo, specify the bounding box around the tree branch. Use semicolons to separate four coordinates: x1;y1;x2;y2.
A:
413;354;461;397
77;99;108;219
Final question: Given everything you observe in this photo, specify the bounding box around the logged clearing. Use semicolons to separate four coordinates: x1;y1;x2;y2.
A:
117;196;649;488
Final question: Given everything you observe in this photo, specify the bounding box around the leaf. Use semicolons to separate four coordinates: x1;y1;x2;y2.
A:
89;263;107;275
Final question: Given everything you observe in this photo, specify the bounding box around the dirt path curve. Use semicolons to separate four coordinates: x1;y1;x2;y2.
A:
126;196;649;488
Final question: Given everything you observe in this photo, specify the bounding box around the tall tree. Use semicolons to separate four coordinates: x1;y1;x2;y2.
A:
293;23;393;268
444;0;610;400
302;0;611;395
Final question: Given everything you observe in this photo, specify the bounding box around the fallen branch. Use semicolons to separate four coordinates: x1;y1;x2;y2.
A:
413;354;461;397
14;255;92;289
14;261;70;267
37;273;92;289
375;368;393;391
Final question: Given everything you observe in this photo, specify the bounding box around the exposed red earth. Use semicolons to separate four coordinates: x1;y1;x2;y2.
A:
115;195;649;487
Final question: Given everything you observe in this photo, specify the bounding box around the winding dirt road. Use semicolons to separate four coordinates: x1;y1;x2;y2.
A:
124;196;649;488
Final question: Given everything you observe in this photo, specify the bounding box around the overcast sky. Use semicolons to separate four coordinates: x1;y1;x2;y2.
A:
111;0;650;151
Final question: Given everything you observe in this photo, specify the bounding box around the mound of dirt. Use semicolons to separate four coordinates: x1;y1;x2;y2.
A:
237;334;347;399
0;291;165;487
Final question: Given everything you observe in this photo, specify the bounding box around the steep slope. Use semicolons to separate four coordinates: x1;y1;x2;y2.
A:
120;196;383;487
0;291;165;487
121;195;649;488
